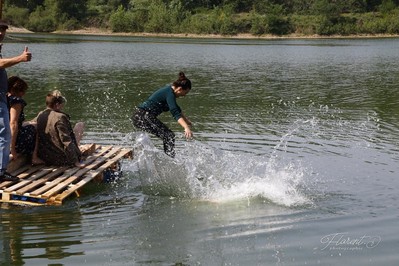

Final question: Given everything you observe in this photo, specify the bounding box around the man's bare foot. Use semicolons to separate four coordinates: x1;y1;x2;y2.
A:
74;162;85;168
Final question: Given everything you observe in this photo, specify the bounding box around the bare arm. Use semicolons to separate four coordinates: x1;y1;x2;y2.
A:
177;116;193;139
9;104;22;159
0;47;31;68
181;112;192;126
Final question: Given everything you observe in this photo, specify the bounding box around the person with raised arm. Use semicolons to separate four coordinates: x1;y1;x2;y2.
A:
0;20;32;182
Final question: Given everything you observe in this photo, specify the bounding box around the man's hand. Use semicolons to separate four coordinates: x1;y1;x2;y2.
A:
20;46;32;62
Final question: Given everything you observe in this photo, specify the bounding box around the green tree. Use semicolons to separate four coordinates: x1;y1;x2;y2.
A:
379;0;396;12
3;6;29;27
27;5;56;32
366;0;382;11
250;4;292;35
215;5;237;35
182;0;223;11
5;0;45;12
145;0;169;32
46;0;88;22
110;5;134;32
344;0;368;12
223;0;255;12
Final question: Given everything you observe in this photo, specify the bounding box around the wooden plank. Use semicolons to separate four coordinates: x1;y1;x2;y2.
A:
29;145;114;197
7;155;29;173
121;148;133;159
0;181;12;189
15;145;106;195
4;167;54;192
43;147;122;199
1;191;11;201
0;145;110;189
18;165;44;180
0;179;18;189
10;164;31;176
39;147;121;198
0;164;47;189
1;145;133;206
16;167;68;195
2;192;47;206
2;199;44;206
41;158;106;198
51;149;132;204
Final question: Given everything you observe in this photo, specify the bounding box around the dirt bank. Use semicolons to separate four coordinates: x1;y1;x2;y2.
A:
7;26;399;40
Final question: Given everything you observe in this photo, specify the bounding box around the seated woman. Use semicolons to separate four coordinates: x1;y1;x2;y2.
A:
35;90;85;168
7;76;36;160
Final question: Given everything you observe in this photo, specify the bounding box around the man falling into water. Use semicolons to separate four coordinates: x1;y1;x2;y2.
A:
0;19;32;182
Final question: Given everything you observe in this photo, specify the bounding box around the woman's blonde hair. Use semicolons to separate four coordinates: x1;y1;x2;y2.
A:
46;90;67;108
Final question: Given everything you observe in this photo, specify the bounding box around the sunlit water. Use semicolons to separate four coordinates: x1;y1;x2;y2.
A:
1;34;398;265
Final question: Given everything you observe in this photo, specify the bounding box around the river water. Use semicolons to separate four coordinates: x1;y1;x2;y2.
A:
0;34;398;265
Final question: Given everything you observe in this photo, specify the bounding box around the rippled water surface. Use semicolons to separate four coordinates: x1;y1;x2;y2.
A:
1;34;399;265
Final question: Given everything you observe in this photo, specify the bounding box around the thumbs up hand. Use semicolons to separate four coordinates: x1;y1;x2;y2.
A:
20;46;32;62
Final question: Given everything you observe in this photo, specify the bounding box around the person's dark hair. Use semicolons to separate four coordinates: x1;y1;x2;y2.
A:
8;76;28;94
173;71;191;90
0;20;9;29
46;90;67;108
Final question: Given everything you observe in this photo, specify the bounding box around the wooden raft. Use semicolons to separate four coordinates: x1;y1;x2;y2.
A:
0;144;132;206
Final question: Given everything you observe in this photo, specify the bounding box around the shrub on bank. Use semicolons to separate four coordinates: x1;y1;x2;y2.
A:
145;0;176;33
26;6;56;32
233;13;252;33
291;11;399;36
110;6;134;32
3;6;29;28
316;15;358;35
60;18;81;31
353;11;399;34
386;10;399;33
250;12;292;35
290;15;319;35
357;13;387;34
178;6;238;35
183;13;215;34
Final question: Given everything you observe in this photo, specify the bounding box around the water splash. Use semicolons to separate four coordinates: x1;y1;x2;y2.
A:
127;133;311;207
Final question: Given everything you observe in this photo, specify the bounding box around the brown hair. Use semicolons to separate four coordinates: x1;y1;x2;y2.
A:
46;90;67;108
8;76;28;94
172;71;191;90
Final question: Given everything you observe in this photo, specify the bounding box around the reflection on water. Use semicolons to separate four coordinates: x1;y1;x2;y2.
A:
0;206;83;265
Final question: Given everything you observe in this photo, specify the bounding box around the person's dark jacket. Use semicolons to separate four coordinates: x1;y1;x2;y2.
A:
36;108;81;166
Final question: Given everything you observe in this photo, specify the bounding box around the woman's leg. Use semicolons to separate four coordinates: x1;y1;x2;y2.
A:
31;132;44;165
73;122;85;146
15;124;36;155
30;121;45;165
132;109;175;157
156;125;175;158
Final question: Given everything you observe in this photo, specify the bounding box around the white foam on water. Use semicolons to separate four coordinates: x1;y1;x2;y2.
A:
128;133;311;207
